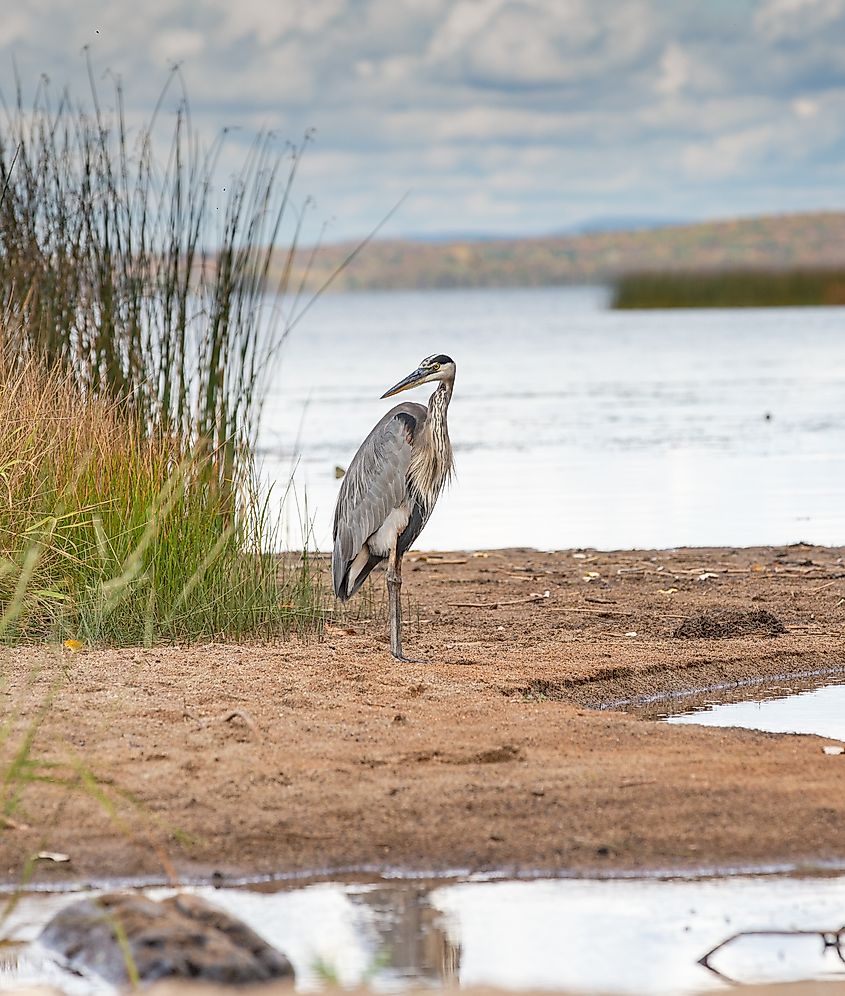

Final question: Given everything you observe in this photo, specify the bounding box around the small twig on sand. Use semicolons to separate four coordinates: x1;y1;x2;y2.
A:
551;606;687;620
812;579;839;594
550;606;634;616
449;593;550;609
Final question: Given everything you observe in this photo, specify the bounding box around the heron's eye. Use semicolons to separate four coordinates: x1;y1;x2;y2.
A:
431;362;440;370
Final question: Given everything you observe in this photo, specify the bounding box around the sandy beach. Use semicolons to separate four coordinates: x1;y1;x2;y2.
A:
3;543;845;887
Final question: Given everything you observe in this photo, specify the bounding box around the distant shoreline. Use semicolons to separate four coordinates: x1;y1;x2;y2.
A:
278;210;845;296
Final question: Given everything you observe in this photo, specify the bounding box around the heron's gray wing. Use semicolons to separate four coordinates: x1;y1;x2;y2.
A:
332;407;422;596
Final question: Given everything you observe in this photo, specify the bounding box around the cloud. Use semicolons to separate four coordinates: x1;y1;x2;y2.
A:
426;0;657;92
153;29;206;64
754;0;845;40
1;0;844;238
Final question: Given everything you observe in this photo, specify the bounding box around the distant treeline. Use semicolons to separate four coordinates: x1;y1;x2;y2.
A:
280;211;845;293
612;269;845;309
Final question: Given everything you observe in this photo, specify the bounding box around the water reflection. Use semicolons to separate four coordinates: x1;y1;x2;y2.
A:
349;885;461;985
699;926;845;986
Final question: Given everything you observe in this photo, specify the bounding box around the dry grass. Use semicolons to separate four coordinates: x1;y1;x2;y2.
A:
0;353;321;644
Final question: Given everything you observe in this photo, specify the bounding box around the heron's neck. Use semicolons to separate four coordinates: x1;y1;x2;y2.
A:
408;381;454;507
428;379;453;476
428;379;452;430
408;383;452;506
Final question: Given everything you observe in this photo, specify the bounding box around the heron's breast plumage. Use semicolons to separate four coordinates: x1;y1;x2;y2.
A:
407;438;452;510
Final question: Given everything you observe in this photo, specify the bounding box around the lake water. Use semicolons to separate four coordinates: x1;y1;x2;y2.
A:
260;287;845;551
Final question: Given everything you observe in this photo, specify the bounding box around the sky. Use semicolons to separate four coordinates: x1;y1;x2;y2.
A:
2;0;844;241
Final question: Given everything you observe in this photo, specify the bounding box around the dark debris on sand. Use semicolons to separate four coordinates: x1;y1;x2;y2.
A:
673;607;786;640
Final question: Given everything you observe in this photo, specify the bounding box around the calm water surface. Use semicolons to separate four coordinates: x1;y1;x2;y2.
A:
260;287;845;551
665;681;845;741
5;876;845;993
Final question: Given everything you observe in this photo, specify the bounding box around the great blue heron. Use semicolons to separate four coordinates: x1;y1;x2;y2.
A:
332;354;456;661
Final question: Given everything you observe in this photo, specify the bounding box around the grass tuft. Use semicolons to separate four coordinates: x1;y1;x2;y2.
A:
0;352;318;644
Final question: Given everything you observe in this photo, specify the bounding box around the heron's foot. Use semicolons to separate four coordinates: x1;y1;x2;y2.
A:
390;649;428;664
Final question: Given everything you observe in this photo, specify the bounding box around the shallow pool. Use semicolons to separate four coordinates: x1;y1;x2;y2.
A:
663;679;845;742
4;873;845;993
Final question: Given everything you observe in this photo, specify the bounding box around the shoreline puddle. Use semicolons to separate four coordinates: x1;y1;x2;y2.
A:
601;665;845;714
611;667;845;742
4;875;845;994
663;680;845;741
599;667;845;741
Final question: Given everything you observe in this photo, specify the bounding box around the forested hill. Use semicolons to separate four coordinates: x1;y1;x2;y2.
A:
279;211;845;292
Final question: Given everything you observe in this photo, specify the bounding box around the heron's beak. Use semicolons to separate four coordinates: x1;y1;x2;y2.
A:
381;366;427;399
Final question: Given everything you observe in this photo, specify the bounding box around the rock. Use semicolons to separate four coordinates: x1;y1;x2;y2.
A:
40;892;294;986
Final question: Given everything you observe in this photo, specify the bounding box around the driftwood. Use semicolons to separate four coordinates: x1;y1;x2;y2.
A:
698;925;845;984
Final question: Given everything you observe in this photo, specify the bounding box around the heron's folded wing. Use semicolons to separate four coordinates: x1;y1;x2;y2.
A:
333;412;416;571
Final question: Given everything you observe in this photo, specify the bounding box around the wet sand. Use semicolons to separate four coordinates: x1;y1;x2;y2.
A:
2;544;845;887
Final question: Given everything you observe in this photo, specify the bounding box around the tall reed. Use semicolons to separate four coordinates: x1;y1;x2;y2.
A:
0;66;311;481
0;67;325;643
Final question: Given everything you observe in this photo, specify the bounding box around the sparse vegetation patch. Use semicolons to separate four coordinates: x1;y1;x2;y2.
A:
613;268;845;309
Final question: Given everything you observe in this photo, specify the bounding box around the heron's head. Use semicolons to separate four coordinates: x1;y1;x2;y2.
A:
381;354;456;399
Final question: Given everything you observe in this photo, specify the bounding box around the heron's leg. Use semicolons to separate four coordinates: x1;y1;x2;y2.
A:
387;549;426;663
387;545;403;659
387;550;415;662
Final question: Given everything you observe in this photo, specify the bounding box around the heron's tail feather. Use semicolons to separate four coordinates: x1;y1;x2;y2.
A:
334;547;383;602
333;535;384;601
